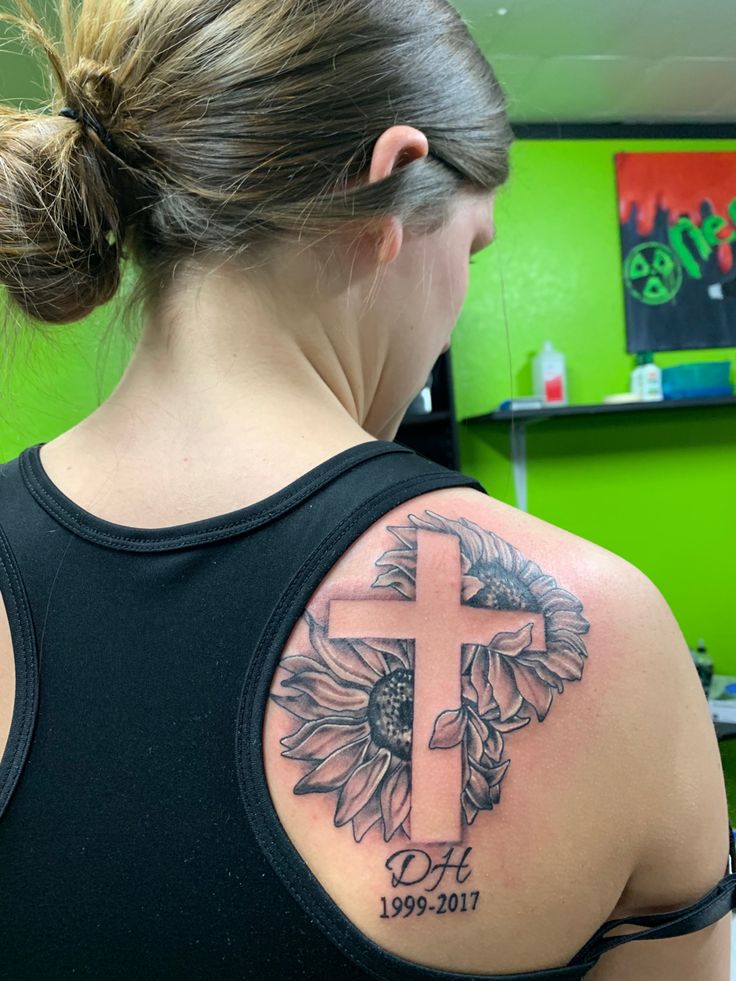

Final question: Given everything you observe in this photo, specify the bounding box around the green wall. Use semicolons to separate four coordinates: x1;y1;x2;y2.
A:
0;103;733;676
452;138;736;674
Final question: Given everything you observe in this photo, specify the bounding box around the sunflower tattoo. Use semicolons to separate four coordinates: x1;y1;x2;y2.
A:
271;510;590;844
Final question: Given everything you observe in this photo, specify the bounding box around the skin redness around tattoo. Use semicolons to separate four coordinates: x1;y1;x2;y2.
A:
271;510;590;847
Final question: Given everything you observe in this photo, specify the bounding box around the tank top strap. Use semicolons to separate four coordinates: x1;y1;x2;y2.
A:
567;855;736;968
0;519;38;824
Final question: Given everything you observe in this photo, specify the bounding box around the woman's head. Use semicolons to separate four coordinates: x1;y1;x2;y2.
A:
0;0;511;426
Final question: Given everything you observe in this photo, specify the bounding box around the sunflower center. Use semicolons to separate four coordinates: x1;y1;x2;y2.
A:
367;668;414;761
484;561;540;611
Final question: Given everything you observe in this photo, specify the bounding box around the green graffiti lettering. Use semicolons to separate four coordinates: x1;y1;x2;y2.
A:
728;197;736;227
668;218;711;280
702;213;736;247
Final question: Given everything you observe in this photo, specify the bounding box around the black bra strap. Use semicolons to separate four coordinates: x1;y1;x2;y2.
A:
569;871;736;965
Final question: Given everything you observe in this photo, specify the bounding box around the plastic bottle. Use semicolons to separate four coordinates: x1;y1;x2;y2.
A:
532;341;568;405
406;371;433;416
630;353;646;398
639;352;663;402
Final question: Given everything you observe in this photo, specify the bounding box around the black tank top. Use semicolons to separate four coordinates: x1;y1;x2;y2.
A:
0;439;733;981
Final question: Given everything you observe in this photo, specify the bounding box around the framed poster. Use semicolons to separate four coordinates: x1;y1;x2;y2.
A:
615;151;736;352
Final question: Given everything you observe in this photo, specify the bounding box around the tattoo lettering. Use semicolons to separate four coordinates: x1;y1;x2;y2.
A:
271;510;590;845
385;846;472;891
380;846;478;919
379;891;480;918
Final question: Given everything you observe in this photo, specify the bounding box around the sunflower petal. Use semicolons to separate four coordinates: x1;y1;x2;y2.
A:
486;758;510;788
518;559;544;583
334;748;392;826
293;736;370;794
488;652;524;720
491;532;523;574
462;671;479;704
380;764;411;841
386;525;418;550
462;745;471;787
488;622;534;658
465;708;488;761
518;656;564;691
429;706;467;749
488;716;531;733
548;609;590;634
471;648;494;715
281;718;371;760
375;548;418;575
464;643;482;674
283;670;370;713
462;794;479;825
356;637;410;670
348;639;389;675
528;575;557;597
371;568;414;597
458;515;493;552
456;517;491;565
306;610;382;687
538;588;584;615
553;629;590;654
483;724;504;762
280;654;328;675
461;576;486;602
270;692;329;721
352;791;382;843
465;764;491;809
511;661;554;722
280;714;360;749
471;755;510;789
409;511;446;532
524;646;585;681
317;636;383;687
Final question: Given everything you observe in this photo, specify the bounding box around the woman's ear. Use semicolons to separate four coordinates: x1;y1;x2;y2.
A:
375;216;403;264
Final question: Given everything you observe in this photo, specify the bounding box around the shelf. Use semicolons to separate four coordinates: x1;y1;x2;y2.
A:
463;395;736;425
394;353;461;471
401;410;452;427
462;393;736;516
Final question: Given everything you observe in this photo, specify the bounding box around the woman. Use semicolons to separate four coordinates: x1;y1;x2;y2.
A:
0;0;732;978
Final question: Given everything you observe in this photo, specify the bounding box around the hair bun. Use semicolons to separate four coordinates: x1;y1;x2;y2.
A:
65;57;125;138
58;104;115;151
1;0;511;343
0;104;126;325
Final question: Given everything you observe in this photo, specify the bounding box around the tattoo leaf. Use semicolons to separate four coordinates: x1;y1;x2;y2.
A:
429;706;467;749
488;622;534;657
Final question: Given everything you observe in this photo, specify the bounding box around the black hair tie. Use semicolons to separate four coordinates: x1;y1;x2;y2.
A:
58;106;114;151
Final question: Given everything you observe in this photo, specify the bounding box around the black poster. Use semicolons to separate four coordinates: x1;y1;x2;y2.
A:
616;151;736;352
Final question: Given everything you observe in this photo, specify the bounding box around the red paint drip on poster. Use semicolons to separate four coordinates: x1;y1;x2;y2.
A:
616;152;736;274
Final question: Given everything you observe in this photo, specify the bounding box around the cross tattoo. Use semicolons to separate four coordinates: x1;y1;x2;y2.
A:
328;529;546;844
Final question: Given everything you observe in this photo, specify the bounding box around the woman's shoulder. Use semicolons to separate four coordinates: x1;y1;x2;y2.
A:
263;481;727;975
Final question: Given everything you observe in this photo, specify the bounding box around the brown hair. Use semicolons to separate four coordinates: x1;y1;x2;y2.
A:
0;0;512;376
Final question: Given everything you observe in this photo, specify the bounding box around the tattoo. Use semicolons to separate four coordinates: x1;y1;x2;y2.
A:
385;846;472;890
381;846;479;919
271;510;590;845
379;891;480;919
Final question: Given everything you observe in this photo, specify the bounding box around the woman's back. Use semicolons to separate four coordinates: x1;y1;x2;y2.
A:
0;0;732;974
259;462;731;979
0;434;730;979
